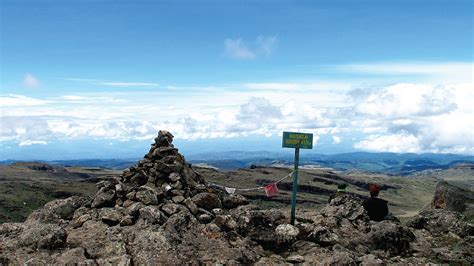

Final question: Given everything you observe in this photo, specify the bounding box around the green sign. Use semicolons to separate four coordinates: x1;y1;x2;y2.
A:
282;132;313;149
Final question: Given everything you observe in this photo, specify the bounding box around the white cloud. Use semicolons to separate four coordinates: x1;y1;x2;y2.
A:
224;38;255;60
256;35;277;56
1;80;473;154
354;83;457;118
332;136;342;144
57;95;89;101
63;78;159;88
19;140;48;146
352;82;473;153
22;74;40;88
0;94;49;106
243;81;352;92
244;82;300;91
224;35;277;60
97;82;159;87
354;133;422;153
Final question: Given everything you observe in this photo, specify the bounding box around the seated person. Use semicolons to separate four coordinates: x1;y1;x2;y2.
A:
328;183;348;203
362;184;389;221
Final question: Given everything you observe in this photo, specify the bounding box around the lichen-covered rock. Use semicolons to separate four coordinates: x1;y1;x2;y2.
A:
320;195;369;223
163;203;186;216
99;208;122;226
366;221;415;256
222;194;249;209
307;225;339;246
139;206;164;225
135;185;161;205
431;181;473;213
91;187;116;208
214;215;237;230
407;209;473;237
192;192;222;210
18;223;67;250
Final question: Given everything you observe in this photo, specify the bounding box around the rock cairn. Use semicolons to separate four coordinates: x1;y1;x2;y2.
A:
88;130;249;226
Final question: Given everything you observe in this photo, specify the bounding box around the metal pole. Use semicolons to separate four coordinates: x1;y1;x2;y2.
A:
290;146;300;225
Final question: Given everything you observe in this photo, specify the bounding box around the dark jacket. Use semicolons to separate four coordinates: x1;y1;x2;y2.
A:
362;197;389;221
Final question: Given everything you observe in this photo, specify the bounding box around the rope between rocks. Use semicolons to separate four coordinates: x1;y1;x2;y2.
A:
206;171;294;193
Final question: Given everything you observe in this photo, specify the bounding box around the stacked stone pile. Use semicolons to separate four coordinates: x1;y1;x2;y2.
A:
82;130;250;227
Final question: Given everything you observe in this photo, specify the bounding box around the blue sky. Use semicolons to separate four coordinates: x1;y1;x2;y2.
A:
1;0;473;160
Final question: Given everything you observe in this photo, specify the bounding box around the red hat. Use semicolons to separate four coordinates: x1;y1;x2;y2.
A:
369;183;380;194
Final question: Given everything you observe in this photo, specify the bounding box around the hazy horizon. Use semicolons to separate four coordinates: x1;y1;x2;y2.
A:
1;0;473;159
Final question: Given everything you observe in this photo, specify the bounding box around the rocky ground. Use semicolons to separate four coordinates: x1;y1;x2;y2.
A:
0;131;472;265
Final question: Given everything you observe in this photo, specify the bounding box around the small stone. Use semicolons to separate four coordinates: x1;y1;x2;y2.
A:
139;206;162;224
96;255;132;266
359;254;383;265
91;187;116;208
115;183;124;192
155;130;174;146
126;192;136;200
130;172;148;186
72;214;91;228
222;194;249;209
169;172;181;182
212;208;224;215
123;199;135;208
120;215;135;226
126;202;144;217
171;189;184;196
275;224;300;238
286;255;305;263
205;223;221;233
183;198;199;215
192;192;222;211
170;181;182;190
161;203;182;216
115;198;123;207
198;214;213;224
163;156;177;164
214;215;236;230
100;208;122;226
162;183;172;192
135;186;159;205
308;225;339;246
172;195;185;203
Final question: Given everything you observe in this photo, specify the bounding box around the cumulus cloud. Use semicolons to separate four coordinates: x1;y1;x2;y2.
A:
0;97;331;144
354;83;457;118
224;35;277;60
354;133;422;153
22;74;40;88
1;81;473;154
351;83;474;154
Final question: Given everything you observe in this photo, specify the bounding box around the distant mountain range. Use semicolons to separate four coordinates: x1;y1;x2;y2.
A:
1;152;473;175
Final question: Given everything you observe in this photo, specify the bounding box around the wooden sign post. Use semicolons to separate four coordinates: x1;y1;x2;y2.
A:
282;131;313;225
